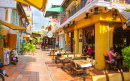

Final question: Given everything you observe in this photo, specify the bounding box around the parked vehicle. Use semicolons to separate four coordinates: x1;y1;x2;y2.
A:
0;63;9;81
11;50;18;65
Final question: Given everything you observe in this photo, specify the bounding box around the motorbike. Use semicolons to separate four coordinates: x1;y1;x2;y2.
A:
0;63;9;81
11;50;18;65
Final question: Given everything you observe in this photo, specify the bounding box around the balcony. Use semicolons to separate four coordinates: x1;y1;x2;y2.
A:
59;0;130;27
60;15;68;25
69;0;130;18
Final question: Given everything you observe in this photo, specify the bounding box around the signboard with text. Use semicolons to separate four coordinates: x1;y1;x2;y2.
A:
0;0;17;8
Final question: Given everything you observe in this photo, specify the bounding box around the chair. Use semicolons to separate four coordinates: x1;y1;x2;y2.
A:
123;72;130;81
73;57;81;60
92;75;107;81
71;62;84;76
108;73;122;81
55;53;61;63
86;58;91;62
104;55;114;70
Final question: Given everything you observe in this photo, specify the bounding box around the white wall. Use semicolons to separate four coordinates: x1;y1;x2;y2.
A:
59;34;65;50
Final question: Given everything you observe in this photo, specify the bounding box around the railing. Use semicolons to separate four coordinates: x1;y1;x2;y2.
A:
103;0;130;4
60;15;68;25
69;0;88;18
60;0;130;25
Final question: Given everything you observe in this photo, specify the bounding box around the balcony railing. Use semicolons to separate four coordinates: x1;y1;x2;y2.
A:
69;0;88;18
60;0;130;25
60;15;68;25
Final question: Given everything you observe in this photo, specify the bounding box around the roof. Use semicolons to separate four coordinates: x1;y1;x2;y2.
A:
60;0;69;7
32;33;41;37
45;25;51;30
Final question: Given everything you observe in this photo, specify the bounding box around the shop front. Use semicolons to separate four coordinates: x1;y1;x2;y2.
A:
43;36;55;49
63;9;128;70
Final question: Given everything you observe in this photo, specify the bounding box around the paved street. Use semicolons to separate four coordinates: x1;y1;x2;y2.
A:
4;49;76;81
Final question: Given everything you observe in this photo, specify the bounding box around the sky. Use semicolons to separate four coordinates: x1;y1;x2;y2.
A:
32;0;63;32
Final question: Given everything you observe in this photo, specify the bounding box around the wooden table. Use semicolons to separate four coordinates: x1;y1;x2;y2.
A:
72;60;92;81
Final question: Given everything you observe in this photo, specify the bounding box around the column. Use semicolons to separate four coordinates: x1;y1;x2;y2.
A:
65;33;70;51
74;29;78;54
78;29;83;54
95;21;110;70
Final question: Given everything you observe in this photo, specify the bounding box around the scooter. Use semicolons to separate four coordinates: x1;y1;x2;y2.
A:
0;63;9;81
11;50;18;65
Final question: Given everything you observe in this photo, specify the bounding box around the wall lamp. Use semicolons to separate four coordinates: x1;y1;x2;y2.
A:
84;13;89;19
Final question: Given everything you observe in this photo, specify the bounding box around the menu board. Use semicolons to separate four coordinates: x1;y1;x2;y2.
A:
0;0;17;8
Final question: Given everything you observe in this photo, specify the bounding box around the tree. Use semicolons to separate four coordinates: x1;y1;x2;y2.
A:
41;26;44;29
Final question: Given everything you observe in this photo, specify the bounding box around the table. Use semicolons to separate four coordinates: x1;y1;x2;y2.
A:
50;49;56;60
115;56;124;69
72;60;92;81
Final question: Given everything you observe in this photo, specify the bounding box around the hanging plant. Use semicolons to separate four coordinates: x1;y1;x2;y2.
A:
0;20;5;48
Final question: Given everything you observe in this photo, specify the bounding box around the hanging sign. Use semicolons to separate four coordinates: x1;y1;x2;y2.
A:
51;20;58;32
0;0;17;8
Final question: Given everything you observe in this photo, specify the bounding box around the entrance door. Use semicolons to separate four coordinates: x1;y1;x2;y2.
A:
70;32;74;52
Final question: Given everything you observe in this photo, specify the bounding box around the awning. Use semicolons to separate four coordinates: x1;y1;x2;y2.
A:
28;18;31;21
15;0;47;12
45;25;51;30
45;7;63;18
46;7;63;12
24;35;30;38
1;21;26;30
43;35;47;38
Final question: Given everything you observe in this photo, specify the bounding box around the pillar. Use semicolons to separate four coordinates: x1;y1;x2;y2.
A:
74;29;78;54
65;33;70;51
78;29;83;54
65;33;68;45
95;22;109;70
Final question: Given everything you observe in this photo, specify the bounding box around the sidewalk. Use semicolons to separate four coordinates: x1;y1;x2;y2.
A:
4;49;76;81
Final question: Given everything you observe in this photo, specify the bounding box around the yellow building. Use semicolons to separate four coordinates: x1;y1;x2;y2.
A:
56;0;130;70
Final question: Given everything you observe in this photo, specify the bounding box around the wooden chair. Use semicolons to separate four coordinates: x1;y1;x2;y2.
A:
108;73;122;81
92;75;107;81
71;62;84;76
104;55;114;70
86;58;91;62
55;53;61;63
73;57;81;60
123;72;130;81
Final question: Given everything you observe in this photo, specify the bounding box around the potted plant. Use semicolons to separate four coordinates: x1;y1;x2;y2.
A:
122;46;130;71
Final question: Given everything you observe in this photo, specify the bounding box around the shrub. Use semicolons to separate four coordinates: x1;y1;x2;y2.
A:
122;46;130;68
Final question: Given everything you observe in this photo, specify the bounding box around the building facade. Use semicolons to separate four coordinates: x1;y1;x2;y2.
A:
55;0;130;70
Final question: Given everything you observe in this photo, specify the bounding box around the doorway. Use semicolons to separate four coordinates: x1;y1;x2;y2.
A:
70;32;74;52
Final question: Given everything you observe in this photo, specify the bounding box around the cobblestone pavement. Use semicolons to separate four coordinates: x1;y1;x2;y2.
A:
4;49;77;81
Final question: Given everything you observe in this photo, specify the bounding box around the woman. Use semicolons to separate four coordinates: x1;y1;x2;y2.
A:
83;46;87;56
87;46;93;57
108;47;117;69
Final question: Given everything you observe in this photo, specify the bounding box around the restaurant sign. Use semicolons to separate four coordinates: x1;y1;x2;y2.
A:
0;0;17;8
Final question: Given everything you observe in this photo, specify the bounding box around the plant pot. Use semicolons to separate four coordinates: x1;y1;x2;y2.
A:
129;69;130;72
